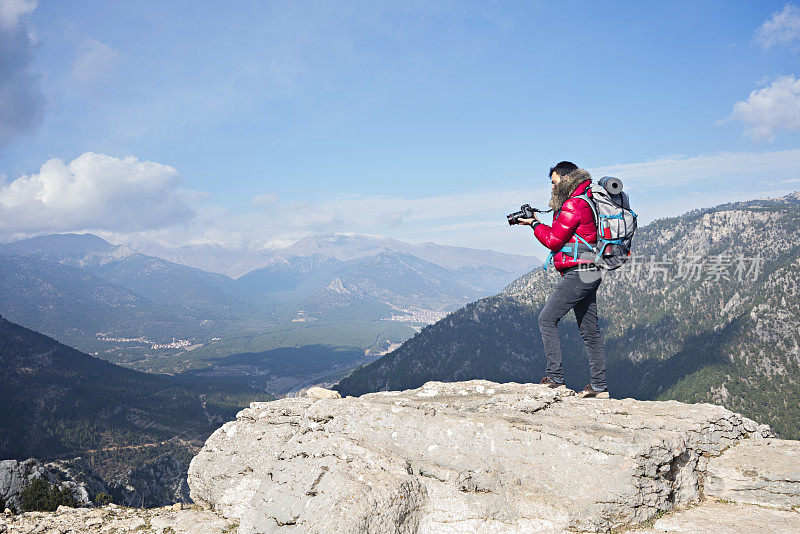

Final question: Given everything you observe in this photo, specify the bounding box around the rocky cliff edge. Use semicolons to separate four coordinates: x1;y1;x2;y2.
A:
184;380;799;533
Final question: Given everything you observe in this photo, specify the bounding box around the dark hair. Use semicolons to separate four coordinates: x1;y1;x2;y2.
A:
549;161;578;178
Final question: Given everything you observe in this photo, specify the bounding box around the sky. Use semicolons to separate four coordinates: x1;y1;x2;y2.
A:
2;0;800;258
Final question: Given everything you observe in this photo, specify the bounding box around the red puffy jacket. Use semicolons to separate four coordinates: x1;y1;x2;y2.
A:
533;179;598;274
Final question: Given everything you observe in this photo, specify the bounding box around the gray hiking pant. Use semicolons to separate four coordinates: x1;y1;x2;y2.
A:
537;268;607;390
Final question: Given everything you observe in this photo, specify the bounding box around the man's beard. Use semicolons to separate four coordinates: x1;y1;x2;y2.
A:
548;169;591;211
548;178;577;211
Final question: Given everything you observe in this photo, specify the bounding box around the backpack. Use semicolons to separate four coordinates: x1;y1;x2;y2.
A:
575;176;637;270
545;176;637;271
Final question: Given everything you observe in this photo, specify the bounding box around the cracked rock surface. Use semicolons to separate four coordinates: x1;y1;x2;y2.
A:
188;380;779;533
705;438;800;510
638;501;800;533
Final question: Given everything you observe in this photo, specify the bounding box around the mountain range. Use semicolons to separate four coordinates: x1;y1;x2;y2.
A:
0;233;265;313
238;234;538;301
0;234;275;367
134;233;539;282
336;191;800;439
0;232;538;377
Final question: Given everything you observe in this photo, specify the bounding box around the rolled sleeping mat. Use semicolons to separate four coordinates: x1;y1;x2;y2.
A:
599;176;623;194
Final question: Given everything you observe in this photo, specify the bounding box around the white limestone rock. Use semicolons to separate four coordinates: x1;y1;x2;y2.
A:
305;387;342;399
188;380;772;533
640;501;800;533
705;438;800;510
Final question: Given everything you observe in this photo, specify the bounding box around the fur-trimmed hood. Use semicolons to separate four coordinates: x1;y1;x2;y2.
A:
549;169;592;211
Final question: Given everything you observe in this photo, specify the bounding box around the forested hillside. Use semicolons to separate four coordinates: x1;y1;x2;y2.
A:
0;315;272;462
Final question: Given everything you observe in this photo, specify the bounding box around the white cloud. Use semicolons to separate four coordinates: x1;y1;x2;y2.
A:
72;38;118;85
0;152;194;240
0;0;36;30
592;147;800;188
722;76;800;142
755;4;800;50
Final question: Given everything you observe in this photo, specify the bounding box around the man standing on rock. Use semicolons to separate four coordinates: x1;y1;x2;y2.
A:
516;161;609;398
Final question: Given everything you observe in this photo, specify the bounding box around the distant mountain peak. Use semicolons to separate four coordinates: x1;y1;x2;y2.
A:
1;233;117;262
325;277;350;295
3;232;114;249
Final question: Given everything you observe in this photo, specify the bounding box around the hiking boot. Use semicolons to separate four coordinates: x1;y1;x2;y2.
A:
540;377;566;389
577;384;609;399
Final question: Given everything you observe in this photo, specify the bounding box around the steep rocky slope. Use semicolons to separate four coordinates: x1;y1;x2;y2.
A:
336;192;800;438
0;456;190;512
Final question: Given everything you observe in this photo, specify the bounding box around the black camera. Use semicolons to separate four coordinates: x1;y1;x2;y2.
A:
507;204;538;225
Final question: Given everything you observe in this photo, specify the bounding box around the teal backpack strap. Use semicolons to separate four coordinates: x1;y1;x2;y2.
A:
542;250;556;270
540;209;561;271
540;198;599;270
573;233;593;248
543;234;594;270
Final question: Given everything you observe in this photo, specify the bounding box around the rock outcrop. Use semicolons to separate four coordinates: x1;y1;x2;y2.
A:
187;380;791;533
110;455;191;509
304;386;342;400
0;455;191;513
0;458;108;511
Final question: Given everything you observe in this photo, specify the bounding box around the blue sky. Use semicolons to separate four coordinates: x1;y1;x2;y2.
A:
2;1;800;257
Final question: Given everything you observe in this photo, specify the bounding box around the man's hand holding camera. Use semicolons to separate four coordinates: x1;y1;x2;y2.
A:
507;204;546;227
515;213;539;226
